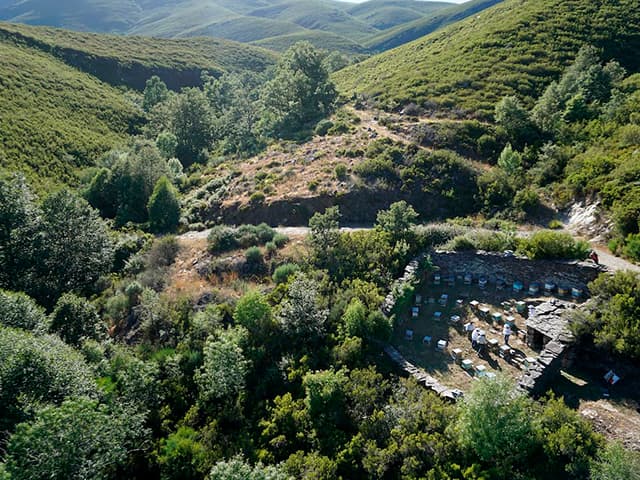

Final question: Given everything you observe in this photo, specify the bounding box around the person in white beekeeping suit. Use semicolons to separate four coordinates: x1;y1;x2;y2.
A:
503;323;512;345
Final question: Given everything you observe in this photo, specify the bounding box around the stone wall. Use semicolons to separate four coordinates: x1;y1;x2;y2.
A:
381;253;427;315
430;250;602;292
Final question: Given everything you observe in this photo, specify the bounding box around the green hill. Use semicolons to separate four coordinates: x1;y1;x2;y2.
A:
251;30;369;55
364;0;502;51
0;22;277;90
337;0;640;117
0;21;277;188
0;0;459;55
348;0;452;31
0;37;142;188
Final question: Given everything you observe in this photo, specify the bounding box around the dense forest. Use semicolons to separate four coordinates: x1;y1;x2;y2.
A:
2;0;640;478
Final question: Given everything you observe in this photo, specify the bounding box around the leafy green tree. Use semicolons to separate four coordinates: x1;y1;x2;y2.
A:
277;273;328;346
85;167;117;218
272;263;300;285
454;375;535;472
196;327;250;403
497;143;522;176
591;442;640;480
0;175;40;291
284;451;337;480
33;190;114;307
340;298;368;339
143;75;169;112
234;290;273;335
156;131;178;159
208;456;290;480
111;141;169;225
4;398;148;480
260;42;336;137
157;426;208;480
534;395;603;478
308;206;341;270
494;96;537;148
49;293;103;346
0;327;96;432
303;369;348;452
171;87;213;166
0;290;48;333
148;176;181;233
375;201;419;241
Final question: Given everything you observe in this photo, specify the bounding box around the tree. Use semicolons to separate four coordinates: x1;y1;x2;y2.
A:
455;375;535;471
497;143;522;176
494;96;537;148
591;442;640;480
148;176;181;233
49;293;103;346
375;201;419;241
260;42;336;137
33;190;114;307
0;327;96;432
0;174;40;290
277;273;328;345
234;290;273;335
196;327;250;403
157;427;208;480
143;75;169;112
208;456;290;480
308;206;341;269
156;131;178;159
4;398;148;480
0;290;48;333
171;87;213;166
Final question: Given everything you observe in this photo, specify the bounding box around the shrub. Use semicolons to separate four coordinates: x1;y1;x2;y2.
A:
273;233;289;248
334;164;348;180
414;223;467;249
208;224;275;253
249;192;265;205
265;241;277;256
548;219;564;229
517;231;589;260
245;246;263;265
314;119;333;136
272;263;300;285
623;233;640;261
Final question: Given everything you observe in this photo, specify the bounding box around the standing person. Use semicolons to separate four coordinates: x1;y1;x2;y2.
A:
503;323;512;345
465;321;475;340
471;327;480;351
477;331;487;358
589;250;599;265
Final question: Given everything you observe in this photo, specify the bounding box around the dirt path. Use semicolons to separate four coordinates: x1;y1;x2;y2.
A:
591;244;640;273
178;226;369;242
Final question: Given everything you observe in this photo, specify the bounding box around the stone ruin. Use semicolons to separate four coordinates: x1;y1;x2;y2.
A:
518;299;577;395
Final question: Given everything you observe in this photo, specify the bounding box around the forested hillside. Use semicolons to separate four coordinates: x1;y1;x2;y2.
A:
336;0;640;116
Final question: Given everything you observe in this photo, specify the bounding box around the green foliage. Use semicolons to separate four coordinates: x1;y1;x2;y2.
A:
157;427;208;480
497;143;522;176
260;42;336;138
143;75;169;112
209;456;290;480
0;290;48;333
455;375;535;469
517;230;589;260
208;224;276;253
277;273;328;345
49;293;103;346
581;271;640;359
234;291;273;335
196;327;250;403
157;132;178;159
4;398;148;480
591;442;640;480
171;87;214;166
148;176;181;234
334;164;348;180
0;327;96;432
495;96;538;148
375;200;418;241
272;263;301;285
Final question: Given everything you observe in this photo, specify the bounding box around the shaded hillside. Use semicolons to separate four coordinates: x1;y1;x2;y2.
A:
0;22;277;91
337;0;640;117
0;37;142;187
364;0;502;51
251;30;369;55
348;0;452;31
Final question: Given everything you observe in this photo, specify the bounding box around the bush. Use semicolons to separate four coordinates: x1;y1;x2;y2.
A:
265;241;277;256
517;231;589;260
548;219;564;229
245;246;263;265
272;263;300;285
273;233;289;248
414;223;468;249
314;119;334;136
623;233;640;261
334;164;348;181
208;224;276;253
249;192;265;205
